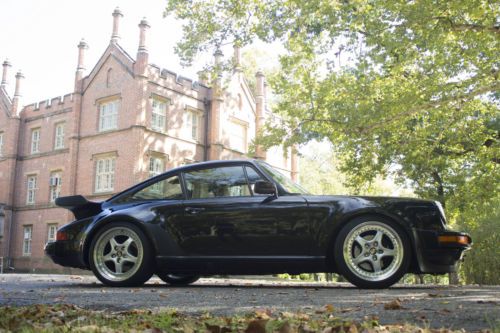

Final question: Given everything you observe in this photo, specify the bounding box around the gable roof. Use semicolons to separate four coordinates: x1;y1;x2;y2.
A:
82;42;135;93
0;86;12;117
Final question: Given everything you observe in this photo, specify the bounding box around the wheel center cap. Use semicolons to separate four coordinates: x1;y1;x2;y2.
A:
369;248;377;254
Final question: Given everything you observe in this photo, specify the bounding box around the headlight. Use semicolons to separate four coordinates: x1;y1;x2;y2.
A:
434;201;447;223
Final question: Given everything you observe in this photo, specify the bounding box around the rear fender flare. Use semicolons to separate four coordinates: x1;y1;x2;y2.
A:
81;215;159;267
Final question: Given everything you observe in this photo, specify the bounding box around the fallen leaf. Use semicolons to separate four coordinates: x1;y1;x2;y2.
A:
245;319;268;333
325;304;335;313
279;321;293;333
384;299;402;310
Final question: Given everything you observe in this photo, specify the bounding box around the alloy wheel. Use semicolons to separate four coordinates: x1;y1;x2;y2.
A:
93;227;144;282
342;221;404;282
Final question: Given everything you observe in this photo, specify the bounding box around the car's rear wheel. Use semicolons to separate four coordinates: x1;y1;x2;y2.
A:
89;222;153;287
334;216;411;289
157;273;200;286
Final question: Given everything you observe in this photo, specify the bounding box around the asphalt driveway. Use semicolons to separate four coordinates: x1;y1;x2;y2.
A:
0;274;498;331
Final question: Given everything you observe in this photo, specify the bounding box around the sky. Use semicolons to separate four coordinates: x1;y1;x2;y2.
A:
0;0;210;104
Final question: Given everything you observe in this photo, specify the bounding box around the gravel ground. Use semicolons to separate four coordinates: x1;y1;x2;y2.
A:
0;274;499;331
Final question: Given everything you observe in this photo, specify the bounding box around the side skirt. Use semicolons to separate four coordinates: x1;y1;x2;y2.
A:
155;256;328;275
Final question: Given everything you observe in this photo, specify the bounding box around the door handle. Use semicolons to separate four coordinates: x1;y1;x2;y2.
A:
185;207;205;215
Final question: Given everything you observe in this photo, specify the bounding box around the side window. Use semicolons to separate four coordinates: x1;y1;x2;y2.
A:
129;175;183;201
245;166;267;196
184;166;251;199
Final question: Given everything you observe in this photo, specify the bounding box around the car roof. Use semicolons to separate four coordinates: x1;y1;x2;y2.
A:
167;159;260;173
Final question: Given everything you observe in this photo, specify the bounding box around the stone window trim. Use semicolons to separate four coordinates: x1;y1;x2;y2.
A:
95;94;121;133
228;116;249;153
22;225;33;257
184;106;204;143
149;93;171;104
146;149;169;161
26;174;38;205
54;121;65;150
150;96;169;133
47;223;58;242
93;152;118;194
49;170;63;203
30;127;41;154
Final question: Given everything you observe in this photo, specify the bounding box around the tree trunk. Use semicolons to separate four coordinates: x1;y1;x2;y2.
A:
449;271;460;285
414;274;424;284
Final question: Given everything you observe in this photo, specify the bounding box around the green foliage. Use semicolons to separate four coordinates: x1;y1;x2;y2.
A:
461;198;500;285
165;0;500;283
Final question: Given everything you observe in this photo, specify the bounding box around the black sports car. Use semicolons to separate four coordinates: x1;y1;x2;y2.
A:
45;159;471;288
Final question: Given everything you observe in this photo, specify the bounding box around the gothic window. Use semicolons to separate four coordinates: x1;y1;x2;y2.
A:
54;123;65;149
185;110;200;141
26;175;37;204
49;171;62;203
151;98;167;132
99;100;119;132
47;224;58;242
22;225;32;256
229;121;247;153
31;128;40;154
95;157;115;193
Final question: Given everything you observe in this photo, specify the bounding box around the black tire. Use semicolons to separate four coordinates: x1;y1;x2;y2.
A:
89;222;154;287
157;273;200;286
333;215;411;289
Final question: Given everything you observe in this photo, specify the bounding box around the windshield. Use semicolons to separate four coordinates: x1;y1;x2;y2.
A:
257;162;309;195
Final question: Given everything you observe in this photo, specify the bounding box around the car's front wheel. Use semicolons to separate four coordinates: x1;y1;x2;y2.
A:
157;273;200;286
334;216;411;289
89;222;153;287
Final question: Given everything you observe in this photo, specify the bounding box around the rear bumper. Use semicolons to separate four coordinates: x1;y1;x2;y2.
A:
414;229;471;274
45;241;87;269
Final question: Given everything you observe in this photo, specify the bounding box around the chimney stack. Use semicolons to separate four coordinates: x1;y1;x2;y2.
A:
75;39;88;91
12;70;24;116
1;59;11;87
135;18;150;77
111;7;123;43
138;18;150;52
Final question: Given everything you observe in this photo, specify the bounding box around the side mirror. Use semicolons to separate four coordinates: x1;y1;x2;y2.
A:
254;181;277;195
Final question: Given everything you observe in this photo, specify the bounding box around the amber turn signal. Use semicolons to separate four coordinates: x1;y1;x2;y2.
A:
56;230;69;241
438;235;470;245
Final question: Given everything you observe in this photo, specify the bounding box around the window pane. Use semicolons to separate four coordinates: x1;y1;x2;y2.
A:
184;166;251;199
128;175;183;201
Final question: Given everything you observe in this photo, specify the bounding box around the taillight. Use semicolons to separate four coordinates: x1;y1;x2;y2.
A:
56;230;69;241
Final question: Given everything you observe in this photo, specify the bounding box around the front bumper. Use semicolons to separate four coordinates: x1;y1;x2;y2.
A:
414;229;472;274
45;241;87;269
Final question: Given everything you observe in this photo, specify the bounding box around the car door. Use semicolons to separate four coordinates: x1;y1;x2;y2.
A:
169;164;311;257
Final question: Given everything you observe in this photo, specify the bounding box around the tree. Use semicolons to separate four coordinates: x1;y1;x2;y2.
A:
165;1;500;283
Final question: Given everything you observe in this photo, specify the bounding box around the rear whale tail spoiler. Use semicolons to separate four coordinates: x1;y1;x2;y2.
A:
55;195;102;220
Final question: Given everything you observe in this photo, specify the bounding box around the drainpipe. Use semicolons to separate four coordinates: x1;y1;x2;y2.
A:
203;97;210;161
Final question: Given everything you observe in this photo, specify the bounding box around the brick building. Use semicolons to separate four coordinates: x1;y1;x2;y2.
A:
0;8;297;272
